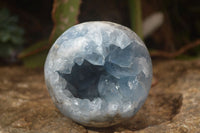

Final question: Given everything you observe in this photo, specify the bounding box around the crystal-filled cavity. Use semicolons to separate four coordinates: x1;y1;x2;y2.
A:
44;21;152;127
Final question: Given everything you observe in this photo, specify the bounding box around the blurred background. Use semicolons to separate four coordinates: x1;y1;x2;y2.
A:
0;0;200;67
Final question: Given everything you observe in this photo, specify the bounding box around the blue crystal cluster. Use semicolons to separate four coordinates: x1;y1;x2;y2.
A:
44;21;152;127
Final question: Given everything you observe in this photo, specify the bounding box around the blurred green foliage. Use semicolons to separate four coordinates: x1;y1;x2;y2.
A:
1;0;199;67
128;0;143;39
0;8;24;58
20;0;81;68
20;39;49;68
49;0;81;43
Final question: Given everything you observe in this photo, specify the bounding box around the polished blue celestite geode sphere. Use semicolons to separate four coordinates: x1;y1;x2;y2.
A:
44;21;152;127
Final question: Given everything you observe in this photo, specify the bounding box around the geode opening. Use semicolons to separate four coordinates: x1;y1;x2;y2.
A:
58;60;105;101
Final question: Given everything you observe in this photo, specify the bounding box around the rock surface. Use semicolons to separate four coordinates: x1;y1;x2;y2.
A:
0;59;200;133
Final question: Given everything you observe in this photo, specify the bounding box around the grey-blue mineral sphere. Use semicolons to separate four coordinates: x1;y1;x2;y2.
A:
44;21;152;127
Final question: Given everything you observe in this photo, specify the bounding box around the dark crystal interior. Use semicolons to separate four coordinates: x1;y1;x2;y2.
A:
58;60;106;101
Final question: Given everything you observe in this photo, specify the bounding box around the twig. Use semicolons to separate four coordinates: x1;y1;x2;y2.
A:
150;39;200;58
151;77;158;88
18;43;50;59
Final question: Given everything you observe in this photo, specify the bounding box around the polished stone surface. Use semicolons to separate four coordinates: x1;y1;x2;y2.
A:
44;21;152;127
